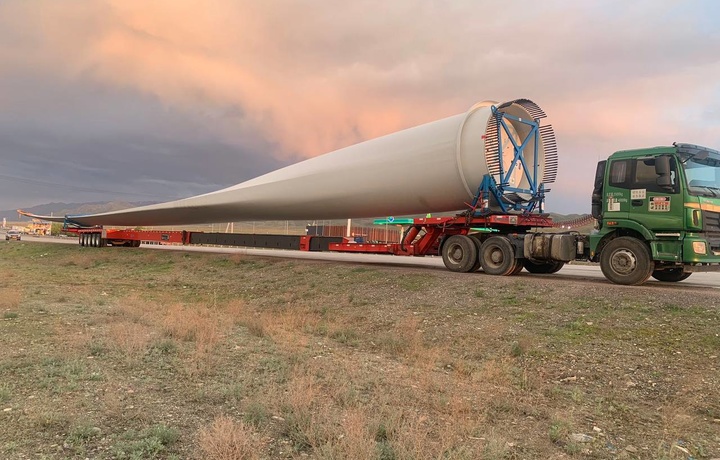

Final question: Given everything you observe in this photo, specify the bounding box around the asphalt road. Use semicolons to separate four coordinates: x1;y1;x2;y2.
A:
11;233;720;289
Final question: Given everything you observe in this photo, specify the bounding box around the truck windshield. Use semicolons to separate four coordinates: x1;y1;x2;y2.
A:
684;155;720;197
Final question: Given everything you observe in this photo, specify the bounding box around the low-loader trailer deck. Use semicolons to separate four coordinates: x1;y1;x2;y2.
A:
68;212;579;277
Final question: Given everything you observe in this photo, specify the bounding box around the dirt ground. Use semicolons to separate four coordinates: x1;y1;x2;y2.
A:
0;241;718;459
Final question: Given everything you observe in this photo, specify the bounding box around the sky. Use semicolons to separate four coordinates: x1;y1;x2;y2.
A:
1;0;719;214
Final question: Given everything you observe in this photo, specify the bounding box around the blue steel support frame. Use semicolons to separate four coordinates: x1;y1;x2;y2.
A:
62;216;86;231
470;105;545;215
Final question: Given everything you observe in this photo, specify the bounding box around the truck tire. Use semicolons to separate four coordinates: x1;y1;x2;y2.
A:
480;236;517;276
509;259;524;275
442;235;478;273
600;236;654;285
469;236;482;272
652;268;691;282
523;259;565;274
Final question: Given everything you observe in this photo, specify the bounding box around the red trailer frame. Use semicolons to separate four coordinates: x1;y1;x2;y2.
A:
329;214;554;256
67;213;556;256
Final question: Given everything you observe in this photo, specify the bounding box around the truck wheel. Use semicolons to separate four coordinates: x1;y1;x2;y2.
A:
442;235;478;273
469;237;482;272
652;268;691;282
600;236;654;285
509;259;524;275
523;259;565;274
480;236;517;276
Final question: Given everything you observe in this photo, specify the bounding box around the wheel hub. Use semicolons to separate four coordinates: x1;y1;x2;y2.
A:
449;244;463;263
490;248;503;264
611;249;637;275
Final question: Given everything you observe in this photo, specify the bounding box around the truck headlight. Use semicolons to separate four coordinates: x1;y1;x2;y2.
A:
692;241;707;255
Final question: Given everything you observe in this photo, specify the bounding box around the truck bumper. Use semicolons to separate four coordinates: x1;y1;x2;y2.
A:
683;234;720;266
683;264;720;273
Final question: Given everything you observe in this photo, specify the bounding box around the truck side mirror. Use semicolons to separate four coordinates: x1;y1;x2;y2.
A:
655;155;675;191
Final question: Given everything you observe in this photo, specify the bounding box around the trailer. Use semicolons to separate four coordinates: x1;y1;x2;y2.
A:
67;210;584;277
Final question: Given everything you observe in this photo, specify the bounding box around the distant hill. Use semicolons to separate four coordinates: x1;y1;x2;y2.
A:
548;212;587;221
2;201;157;222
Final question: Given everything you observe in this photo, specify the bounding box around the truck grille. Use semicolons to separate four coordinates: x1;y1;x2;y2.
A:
704;210;720;233
705;232;720;253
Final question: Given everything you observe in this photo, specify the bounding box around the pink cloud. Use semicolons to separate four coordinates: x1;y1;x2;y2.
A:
1;0;718;215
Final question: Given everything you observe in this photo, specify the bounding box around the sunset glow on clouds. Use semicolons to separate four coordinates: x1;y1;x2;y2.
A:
0;0;719;212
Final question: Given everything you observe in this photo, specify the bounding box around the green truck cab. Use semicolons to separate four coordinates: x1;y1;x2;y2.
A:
589;143;720;285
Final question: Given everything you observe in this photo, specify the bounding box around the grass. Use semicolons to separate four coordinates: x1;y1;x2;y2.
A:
243;401;270;428
197;416;259;460
330;327;361;346
0;384;10;403
0;241;718;458
111;424;180;459
548;418;571;443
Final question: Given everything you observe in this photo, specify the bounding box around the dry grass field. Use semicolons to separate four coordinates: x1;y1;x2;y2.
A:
0;241;719;459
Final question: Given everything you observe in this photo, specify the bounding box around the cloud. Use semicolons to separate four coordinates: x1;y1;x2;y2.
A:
0;0;719;212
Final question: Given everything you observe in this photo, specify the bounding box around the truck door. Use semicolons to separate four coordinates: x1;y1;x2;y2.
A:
629;156;683;231
603;159;631;220
604;156;683;231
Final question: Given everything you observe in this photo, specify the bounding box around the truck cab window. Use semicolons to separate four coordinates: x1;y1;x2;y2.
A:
609;160;628;186
634;159;658;187
633;158;676;193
